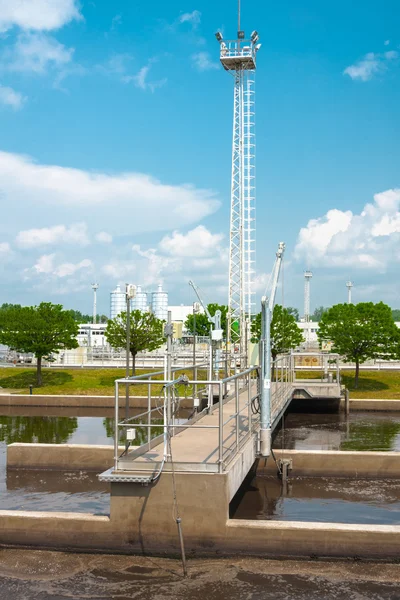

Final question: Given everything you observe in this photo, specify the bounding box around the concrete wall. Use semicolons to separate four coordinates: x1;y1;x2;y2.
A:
7;443;120;471
0;511;113;550
260;449;400;478
0;394;193;409
226;520;400;558
342;399;400;411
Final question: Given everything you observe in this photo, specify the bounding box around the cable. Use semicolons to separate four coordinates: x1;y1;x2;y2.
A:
167;430;188;577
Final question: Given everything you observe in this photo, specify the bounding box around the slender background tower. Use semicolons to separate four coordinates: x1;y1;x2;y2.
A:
303;271;312;322
216;3;260;355
346;280;353;304
91;283;99;324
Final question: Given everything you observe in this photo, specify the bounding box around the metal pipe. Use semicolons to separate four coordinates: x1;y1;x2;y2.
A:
166;311;172;453
193;305;197;401
125;285;130;427
260;298;271;457
218;382;223;473
235;377;239;450
208;341;213;410
147;378;151;449
176;517;188;577
114;381;119;470
247;374;251;433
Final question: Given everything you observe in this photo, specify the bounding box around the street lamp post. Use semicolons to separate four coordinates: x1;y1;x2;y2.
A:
125;284;136;439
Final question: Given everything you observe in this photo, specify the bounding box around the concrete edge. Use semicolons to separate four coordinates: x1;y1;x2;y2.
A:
0;394;194;408
0;510;110;522
343;399;400;411
227;519;400;533
260;449;400;478
6;443;133;471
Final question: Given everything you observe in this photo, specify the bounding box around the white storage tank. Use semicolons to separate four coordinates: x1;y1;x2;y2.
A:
132;285;148;312
151;284;168;321
110;285;126;319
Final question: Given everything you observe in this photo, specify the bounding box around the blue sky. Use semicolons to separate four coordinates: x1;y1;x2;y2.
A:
0;0;399;316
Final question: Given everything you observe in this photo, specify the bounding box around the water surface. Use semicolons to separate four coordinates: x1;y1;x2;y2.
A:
273;411;400;452
232;476;400;524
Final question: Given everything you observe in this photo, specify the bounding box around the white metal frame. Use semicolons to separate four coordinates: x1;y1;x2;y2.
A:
219;37;259;354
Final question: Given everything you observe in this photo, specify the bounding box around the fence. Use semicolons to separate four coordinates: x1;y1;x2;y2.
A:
112;364;260;475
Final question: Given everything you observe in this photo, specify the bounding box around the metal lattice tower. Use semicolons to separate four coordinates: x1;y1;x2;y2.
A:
346;281;353;304
92;283;99;324
304;271;312;322
216;19;260;353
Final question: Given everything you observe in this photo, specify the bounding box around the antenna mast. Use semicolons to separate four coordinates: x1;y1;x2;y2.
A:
215;6;260;364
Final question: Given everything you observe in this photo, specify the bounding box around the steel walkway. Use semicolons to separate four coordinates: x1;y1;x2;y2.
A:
99;354;342;483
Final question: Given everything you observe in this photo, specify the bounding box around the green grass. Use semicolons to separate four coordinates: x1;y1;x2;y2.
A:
296;369;400;399
0;367;207;396
2;367;400;399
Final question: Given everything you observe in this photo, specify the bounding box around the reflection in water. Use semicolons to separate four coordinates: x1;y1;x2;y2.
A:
0;415;78;444
0;411;113;513
273;411;400;452
232;476;400;524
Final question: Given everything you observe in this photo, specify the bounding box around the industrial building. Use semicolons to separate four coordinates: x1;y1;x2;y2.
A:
109;283;168;321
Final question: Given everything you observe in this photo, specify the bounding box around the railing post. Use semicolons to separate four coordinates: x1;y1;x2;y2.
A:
218;382;224;473
248;371;252;434
147;377;151;449
114;381;119;471
235;377;239;451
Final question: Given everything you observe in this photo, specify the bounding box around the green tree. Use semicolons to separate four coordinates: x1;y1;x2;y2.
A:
286;307;300;322
0;303;79;386
251;304;304;362
392;309;400;322
311;306;328;321
105;310;165;375
317;302;400;388
0;415;78;444
66;309;108;324
184;304;228;337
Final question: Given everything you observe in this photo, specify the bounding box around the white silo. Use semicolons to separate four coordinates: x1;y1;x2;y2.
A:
151;284;168;321
132;285;148;312
110;285;126;319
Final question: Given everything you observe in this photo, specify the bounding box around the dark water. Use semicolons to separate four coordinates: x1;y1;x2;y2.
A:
232;476;400;524
0;407;189;514
0;549;399;600
230;410;400;525
273;411;400;452
0;411;113;514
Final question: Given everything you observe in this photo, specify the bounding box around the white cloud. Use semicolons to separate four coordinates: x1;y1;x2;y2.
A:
95;231;113;244
132;64;150;89
344;51;398;81
31;253;92;277
178;10;201;27
191;52;219;72
102;226;227;291
384;40;390;46
54;258;92;277
33;253;55;274
98;53;132;77
0;0;82;32
0;241;10;254
6;33;74;74
16;223;89;248
159;225;224;257
0;84;26;109
294;188;400;271
253;273;271;294
0;150;220;235
123;61;167;92
110;14;122;32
